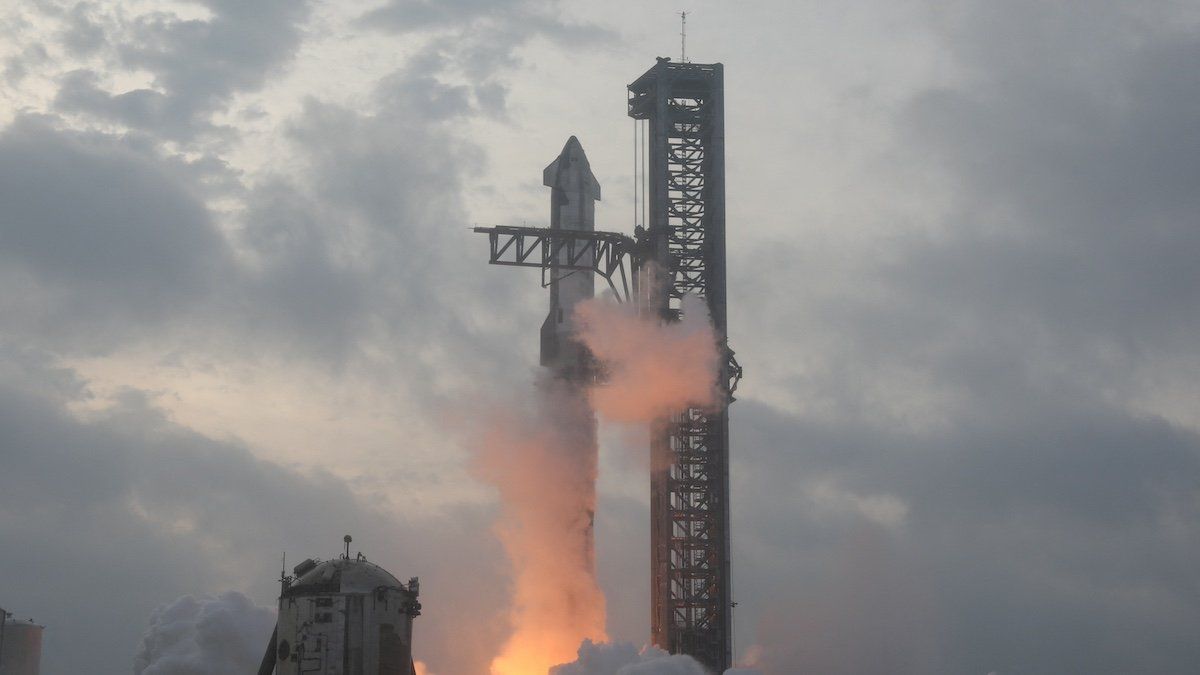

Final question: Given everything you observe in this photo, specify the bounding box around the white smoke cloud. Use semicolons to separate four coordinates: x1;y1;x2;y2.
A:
574;294;720;425
132;591;275;675
551;640;762;675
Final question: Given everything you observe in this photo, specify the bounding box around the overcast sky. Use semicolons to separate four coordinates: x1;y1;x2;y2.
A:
1;1;1199;673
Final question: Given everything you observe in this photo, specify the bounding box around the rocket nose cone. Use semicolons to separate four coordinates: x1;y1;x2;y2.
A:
562;135;586;159
545;135;600;199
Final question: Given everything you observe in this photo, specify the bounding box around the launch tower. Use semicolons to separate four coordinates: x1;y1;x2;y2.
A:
475;56;738;673
629;57;735;672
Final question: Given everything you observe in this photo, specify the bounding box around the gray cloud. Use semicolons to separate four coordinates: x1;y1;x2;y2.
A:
725;2;1200;672
0;116;230;349
898;28;1200;352
6;65;530;385
10;0;548;377
359;0;608;43
3;42;48;84
58;1;107;57
208;62;535;386
0;351;509;675
47;0;313;140
731;397;1200;673
54;69;216;141
0;38;544;671
358;0;616;115
117;0;311;97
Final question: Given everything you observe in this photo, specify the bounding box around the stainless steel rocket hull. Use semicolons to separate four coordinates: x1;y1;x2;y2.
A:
540;136;600;379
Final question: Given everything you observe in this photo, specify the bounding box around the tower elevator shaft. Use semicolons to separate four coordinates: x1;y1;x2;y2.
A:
629;58;733;673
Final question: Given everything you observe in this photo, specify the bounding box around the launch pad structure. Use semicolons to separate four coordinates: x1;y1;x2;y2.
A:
475;57;739;672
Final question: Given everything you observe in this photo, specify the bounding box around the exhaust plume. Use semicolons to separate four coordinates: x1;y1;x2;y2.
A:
472;294;723;674
472;376;607;675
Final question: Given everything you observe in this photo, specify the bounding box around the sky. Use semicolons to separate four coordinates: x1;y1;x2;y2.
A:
1;0;1199;673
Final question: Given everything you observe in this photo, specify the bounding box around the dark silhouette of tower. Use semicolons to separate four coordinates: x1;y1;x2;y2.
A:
629;57;735;673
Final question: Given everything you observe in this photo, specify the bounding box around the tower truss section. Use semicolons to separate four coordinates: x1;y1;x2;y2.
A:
628;58;735;673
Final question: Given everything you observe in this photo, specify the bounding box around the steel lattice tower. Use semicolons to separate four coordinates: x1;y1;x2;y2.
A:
629;58;735;673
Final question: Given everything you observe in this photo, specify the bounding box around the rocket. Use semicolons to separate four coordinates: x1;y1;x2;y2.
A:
539;137;602;571
540;136;601;380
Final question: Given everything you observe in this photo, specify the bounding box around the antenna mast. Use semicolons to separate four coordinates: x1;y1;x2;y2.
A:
680;11;687;62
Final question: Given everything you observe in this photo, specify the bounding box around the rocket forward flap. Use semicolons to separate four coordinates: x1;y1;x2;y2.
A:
543;136;601;201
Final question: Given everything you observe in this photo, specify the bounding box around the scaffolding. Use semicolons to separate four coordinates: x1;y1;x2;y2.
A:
629;58;735;672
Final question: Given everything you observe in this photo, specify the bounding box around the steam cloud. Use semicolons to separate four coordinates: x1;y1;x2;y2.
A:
132;591;275;675
574;295;720;423
551;639;762;675
550;641;706;675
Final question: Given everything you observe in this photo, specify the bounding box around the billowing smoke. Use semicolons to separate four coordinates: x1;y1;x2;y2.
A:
132;591;275;675
472;376;608;675
551;639;762;675
550;640;707;675
574;295;720;424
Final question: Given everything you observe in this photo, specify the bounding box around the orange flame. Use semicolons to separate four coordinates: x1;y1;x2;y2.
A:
473;382;608;675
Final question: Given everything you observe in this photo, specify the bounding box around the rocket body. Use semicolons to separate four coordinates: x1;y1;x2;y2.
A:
540;136;600;378
537;137;601;575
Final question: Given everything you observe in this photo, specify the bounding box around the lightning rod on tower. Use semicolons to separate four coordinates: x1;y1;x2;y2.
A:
680;11;688;62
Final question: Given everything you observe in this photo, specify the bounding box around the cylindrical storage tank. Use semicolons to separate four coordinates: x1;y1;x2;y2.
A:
0;618;44;675
274;555;420;675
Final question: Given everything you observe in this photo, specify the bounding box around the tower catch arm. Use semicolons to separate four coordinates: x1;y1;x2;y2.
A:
474;225;639;301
